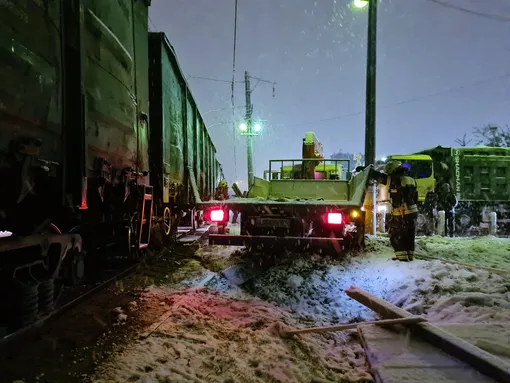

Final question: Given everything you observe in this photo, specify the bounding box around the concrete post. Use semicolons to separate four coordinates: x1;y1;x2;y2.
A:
377;210;386;233
437;210;445;236
371;183;377;236
489;212;497;236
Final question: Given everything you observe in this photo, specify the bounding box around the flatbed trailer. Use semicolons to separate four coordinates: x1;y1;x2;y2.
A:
199;161;375;253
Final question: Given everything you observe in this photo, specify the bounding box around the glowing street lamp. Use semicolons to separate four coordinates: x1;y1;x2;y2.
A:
239;121;263;136
353;0;368;8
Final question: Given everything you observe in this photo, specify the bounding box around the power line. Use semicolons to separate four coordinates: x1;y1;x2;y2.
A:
428;0;510;22
287;72;510;128
148;15;158;31
189;75;243;84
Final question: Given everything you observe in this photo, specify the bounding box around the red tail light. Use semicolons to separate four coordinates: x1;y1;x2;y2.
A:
327;212;343;225
210;209;225;222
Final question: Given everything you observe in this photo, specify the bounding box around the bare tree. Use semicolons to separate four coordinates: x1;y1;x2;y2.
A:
472;124;510;147
454;133;472;147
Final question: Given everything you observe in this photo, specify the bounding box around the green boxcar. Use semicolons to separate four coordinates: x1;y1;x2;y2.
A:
0;0;152;332
148;32;221;232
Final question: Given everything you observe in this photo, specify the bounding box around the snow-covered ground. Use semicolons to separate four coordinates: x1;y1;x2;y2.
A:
91;235;510;383
416;235;510;270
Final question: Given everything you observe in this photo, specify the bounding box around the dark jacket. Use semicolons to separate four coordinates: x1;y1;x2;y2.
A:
371;168;419;216
438;189;457;213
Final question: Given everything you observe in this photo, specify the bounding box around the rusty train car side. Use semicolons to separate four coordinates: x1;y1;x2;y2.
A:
0;0;223;334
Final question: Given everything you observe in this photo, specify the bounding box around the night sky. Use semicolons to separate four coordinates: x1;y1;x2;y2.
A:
149;0;510;187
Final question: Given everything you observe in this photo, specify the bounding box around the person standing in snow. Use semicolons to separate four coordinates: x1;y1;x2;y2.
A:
437;182;457;237
371;160;419;262
423;188;438;235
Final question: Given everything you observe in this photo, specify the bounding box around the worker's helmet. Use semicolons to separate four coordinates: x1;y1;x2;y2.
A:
384;160;403;175
218;180;228;188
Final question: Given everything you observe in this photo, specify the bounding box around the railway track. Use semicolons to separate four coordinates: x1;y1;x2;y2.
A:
0;224;211;349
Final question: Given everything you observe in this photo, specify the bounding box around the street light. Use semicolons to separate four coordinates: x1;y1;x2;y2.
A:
239;119;263;186
239;121;263;136
354;0;368;8
354;0;377;167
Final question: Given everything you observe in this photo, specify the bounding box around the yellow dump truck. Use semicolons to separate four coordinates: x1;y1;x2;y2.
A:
379;146;510;233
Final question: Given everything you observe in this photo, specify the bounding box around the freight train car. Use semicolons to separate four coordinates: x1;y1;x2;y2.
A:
0;0;152;333
0;0;223;333
148;32;223;242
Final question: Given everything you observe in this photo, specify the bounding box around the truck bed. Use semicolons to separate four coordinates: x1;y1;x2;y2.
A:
199;165;372;209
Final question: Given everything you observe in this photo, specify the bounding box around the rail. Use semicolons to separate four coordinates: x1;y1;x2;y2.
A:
0;226;200;348
267;158;352;181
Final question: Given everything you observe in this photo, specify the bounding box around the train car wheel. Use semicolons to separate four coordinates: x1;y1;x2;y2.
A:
163;207;172;236
62;249;86;286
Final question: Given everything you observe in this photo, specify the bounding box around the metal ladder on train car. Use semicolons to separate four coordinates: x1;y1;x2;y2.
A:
138;185;153;249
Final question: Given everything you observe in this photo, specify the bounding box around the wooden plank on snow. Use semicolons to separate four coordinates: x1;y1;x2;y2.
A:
358;324;496;383
345;286;510;383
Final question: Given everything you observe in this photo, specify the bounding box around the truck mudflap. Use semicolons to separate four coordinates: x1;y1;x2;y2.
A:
208;234;344;252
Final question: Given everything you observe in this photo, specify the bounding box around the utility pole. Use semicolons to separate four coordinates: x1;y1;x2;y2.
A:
244;71;254;186
364;0;377;166
354;0;378;235
239;71;275;187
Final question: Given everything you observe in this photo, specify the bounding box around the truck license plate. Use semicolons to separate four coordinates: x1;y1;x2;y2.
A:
256;218;290;228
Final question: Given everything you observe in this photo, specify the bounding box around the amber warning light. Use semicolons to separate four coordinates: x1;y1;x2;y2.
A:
326;213;343;225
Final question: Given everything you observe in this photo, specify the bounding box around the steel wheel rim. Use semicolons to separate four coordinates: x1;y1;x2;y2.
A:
163;207;172;235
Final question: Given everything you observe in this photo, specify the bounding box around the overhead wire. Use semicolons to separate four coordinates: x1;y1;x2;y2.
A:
286;72;510;128
189;75;243;84
148;15;158;31
427;0;510;22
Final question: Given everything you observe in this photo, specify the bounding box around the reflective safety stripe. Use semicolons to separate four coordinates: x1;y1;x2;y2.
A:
395;251;409;260
392;204;418;216
404;204;418;215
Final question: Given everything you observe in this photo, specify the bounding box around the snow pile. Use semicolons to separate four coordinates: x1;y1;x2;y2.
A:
92;288;372;383
416;235;510;270
245;252;429;325
388;259;510;323
242;236;510;326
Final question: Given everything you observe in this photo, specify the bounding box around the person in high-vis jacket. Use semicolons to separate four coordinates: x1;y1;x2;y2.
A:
215;180;229;201
371;160;419;262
